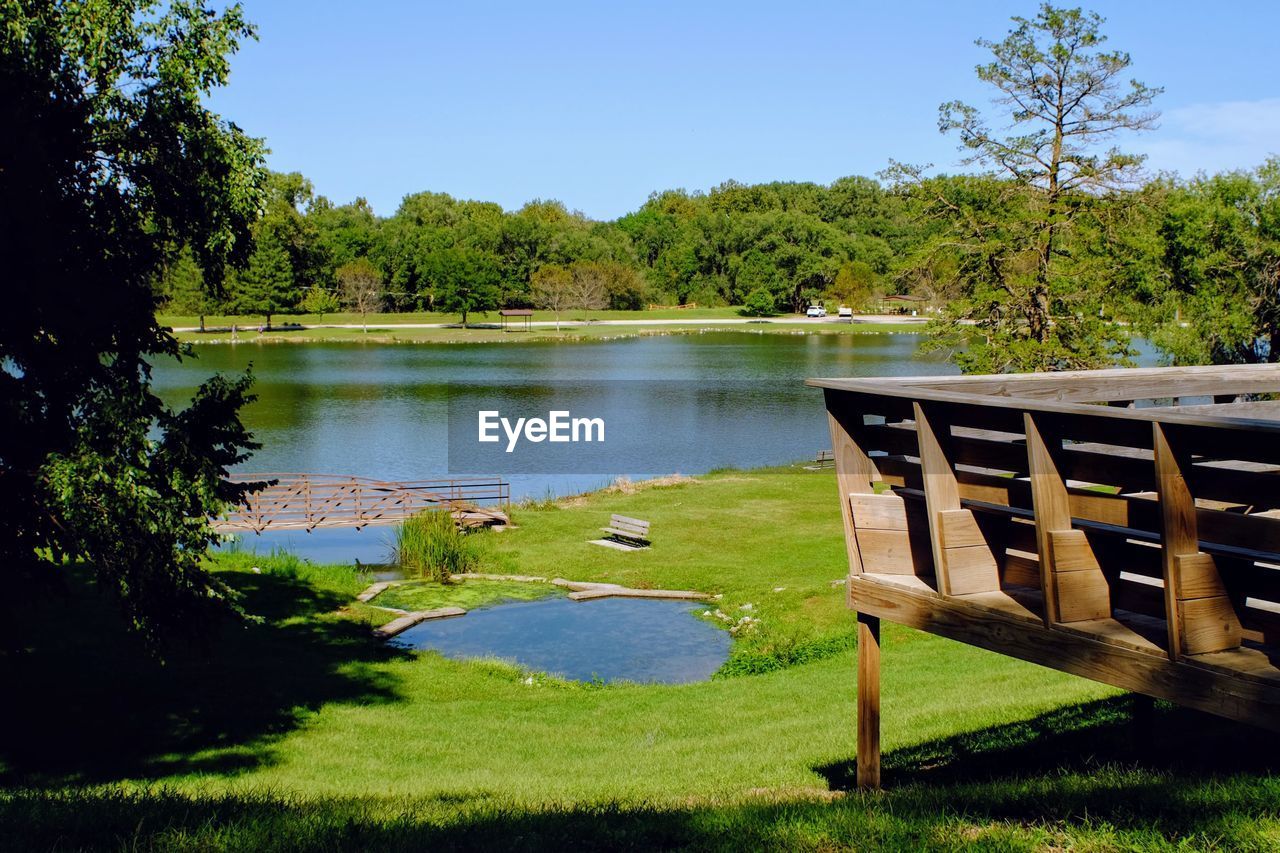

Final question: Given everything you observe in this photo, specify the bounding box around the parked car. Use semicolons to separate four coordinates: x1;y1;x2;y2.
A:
806;305;827;318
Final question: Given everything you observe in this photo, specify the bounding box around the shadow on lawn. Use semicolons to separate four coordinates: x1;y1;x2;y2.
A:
2;696;1278;851
0;568;405;785
817;692;1280;791
3;722;1280;853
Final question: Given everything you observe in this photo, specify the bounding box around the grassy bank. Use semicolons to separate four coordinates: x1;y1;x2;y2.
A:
3;468;1277;850
156;308;925;345
158;307;760;327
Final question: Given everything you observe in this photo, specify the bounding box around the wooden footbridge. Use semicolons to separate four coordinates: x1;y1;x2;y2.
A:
215;473;510;533
810;364;1280;788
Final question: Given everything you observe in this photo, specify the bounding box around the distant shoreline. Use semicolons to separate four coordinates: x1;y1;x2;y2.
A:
163;312;929;345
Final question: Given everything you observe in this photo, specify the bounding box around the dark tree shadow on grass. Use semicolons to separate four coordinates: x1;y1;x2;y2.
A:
817;694;1280;793
0;568;406;785
0;694;1278;850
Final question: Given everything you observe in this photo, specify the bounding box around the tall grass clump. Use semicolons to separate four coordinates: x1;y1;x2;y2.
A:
393;510;481;582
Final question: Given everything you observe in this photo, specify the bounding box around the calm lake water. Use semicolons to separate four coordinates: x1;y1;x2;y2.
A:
153;331;956;492
154;332;956;561
153;331;1159;561
388;596;732;684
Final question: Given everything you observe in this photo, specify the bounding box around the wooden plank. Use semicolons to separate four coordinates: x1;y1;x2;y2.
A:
849;492;909;531
1153;422;1242;658
937;508;987;548
1053;565;1114;624
1175;552;1230;600
945;544;1002;594
1024;413;1069;624
1003;549;1041;587
847;364;1280;403
1025;416;1112;624
846;574;1280;732
856;611;881;790
953;589;1041;622
1154;400;1280;419
1180;596;1243;656
808;377;1280;443
854;529;920;575
1048;530;1101;572
867;422;1028;474
914;402;999;596
827;404;880;577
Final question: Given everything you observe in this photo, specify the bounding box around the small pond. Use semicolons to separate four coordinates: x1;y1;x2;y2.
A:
389;596;731;684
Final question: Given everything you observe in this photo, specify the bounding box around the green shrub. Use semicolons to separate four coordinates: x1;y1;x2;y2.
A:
392;510;481;582
738;288;777;317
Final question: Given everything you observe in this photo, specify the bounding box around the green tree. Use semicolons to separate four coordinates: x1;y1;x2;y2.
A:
740;287;777;317
1144;163;1280;364
336;258;384;332
928;3;1159;371
530;264;574;331
158;247;219;331
232;233;295;328
830;261;880;311
429;248;501;326
299;286;340;323
0;1;267;651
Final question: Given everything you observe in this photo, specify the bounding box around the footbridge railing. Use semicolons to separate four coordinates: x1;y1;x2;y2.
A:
216;473;510;533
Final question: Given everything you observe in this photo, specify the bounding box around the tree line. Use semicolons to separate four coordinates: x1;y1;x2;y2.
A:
157;5;1279;371
160;160;1280;369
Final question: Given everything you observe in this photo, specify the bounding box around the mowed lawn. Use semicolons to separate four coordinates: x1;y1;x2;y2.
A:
2;469;1278;851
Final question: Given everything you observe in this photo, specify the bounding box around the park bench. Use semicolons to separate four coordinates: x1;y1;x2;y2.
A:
810;363;1280;789
601;514;651;548
814;449;835;468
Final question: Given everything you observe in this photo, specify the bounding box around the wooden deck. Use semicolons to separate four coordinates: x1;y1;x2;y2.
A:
215;473;510;533
809;364;1280;788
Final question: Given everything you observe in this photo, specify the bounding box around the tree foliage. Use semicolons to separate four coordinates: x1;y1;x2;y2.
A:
336;258;383;331
0;0;267;651
1141;161;1280;364
921;3;1159;372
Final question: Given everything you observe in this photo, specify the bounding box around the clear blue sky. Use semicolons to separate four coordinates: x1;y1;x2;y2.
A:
209;0;1280;220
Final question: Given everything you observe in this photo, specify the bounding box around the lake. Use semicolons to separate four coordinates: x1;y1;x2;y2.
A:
151;331;1152;561
154;332;957;495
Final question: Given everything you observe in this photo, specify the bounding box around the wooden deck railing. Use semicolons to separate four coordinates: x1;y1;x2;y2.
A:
808;364;1280;788
216;473;510;533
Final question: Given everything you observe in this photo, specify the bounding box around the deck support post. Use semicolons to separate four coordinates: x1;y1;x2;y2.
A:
856;610;881;789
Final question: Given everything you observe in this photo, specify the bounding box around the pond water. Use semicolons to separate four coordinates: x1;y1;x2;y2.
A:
388;596;731;684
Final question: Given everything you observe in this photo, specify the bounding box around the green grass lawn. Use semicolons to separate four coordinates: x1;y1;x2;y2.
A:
155;307;924;345
370;577;562;612
2;468;1278;851
167;320;921;345
158;306;762;328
